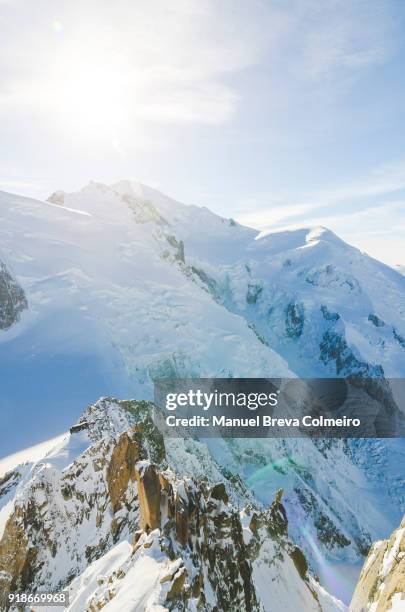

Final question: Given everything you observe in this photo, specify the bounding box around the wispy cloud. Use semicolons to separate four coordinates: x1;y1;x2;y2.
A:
235;159;405;266
236;201;323;229
0;177;52;199
236;158;405;230
0;0;271;133
282;0;394;81
0;0;395;137
314;160;405;202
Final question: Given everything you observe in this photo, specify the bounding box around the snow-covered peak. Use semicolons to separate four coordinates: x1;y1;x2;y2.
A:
48;179;255;263
111;179;182;211
57;179;186;219
254;226;346;255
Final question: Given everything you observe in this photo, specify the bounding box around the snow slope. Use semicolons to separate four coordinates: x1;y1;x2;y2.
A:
0;183;290;455
1;180;405;603
0;434;67;479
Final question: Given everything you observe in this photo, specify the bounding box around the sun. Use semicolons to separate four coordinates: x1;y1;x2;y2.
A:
48;40;133;140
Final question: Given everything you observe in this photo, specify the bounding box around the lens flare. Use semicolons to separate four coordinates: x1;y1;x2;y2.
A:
52;20;63;34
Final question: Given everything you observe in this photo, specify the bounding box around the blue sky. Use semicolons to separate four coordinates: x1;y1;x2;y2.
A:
1;0;404;265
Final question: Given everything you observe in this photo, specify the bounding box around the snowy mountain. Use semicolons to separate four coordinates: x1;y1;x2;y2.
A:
0;398;345;612
351;514;405;611
1;180;405;603
0;182;290;454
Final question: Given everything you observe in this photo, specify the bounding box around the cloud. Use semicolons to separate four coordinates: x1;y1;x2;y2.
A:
236;157;405;231
0;0;402;260
235;159;405;267
236;201;323;229
0;0;394;137
293;201;405;266
313;160;405;203
0;0;272;133
284;0;394;81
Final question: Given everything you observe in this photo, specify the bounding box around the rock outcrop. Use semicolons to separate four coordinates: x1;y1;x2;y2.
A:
83;462;324;611
0;398;344;611
135;463;161;531
351;515;405;611
0;260;27;330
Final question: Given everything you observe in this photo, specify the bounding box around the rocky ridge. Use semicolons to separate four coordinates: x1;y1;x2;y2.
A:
0;398;344;611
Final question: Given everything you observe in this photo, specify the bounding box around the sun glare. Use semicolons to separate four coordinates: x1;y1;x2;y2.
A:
49;43;132;140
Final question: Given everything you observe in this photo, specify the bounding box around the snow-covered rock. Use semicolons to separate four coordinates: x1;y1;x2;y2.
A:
0;398;345;612
0;259;27;330
350;515;405;611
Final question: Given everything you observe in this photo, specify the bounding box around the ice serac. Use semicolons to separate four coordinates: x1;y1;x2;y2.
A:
0;398;345;611
350;515;405;611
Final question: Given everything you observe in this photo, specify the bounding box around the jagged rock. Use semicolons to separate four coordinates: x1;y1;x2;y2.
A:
290;545;308;579
368;313;385;327
0;470;21;498
47;190;65;205
274;487;283;505
121;193;168;226
166;234;185;263
167;566;187;600
294;486;351;550
0;398;345;611
351;514;405;611
0;507;36;596
393;327;405;349
249;511;260;535
107;430;139;513
321;304;340;321
267;489;288;538
76;397;166;465
209;481;229;503
175;487;190;547
246;283;263;304
285;302;305;338
191;265;221;301
319;329;384;377
135;462;161;531
0;260;27;330
191;571;204;597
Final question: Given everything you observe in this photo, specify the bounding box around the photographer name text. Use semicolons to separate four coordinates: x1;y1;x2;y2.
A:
165;414;361;428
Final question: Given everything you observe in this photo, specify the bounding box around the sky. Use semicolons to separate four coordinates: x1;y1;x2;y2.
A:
0;0;405;266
